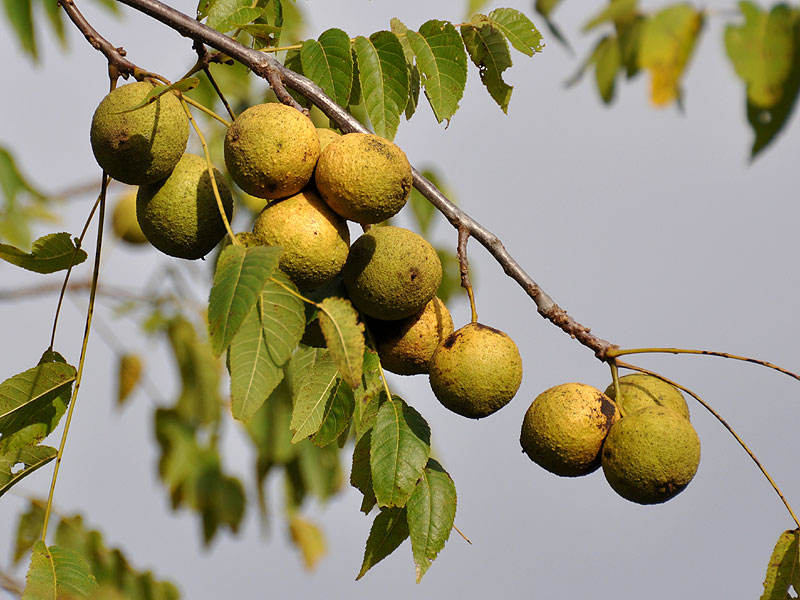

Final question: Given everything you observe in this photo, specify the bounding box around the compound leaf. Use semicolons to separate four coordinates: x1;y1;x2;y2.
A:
370;396;431;508
301;28;353;107
354;31;409;140
22;541;98;599
0;232;87;274
407;459;457;582
356;507;409;580
318;297;364;389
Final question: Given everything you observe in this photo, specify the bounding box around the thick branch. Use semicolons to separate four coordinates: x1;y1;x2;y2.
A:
101;0;616;358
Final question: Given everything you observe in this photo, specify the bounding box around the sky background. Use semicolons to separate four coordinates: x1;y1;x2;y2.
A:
2;0;800;598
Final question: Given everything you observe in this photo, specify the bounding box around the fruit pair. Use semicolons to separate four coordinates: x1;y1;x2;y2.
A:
521;374;701;505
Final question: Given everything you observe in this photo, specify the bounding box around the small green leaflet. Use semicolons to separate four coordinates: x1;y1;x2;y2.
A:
488;8;544;57
354;32;409;140
461;17;514;113
370;396;431;508
4;0;36;59
407;459;457;582
583;0;639;33
534;0;572;50
289;350;340;443
356;507;410;580
406;20;468;124
207;244;281;356
0;232;87;274
761;529;800;600
301;28;354;108
592;35;621;104
311;381;354;447
14;500;45;564
318;296;365;389
203;0;252;31
22;541;98;599
210;6;263;33
115;78;200;114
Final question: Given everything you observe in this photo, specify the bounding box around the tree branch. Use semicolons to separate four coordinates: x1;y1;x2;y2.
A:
88;0;616;358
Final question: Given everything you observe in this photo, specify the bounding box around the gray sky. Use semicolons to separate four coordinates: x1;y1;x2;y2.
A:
2;1;800;598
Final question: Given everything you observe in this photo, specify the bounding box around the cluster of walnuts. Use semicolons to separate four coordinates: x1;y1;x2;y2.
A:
91;83;700;505
90;81;523;421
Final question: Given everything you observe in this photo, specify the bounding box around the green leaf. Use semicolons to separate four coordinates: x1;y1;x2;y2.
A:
488;8;544;56
746;56;800;158
41;0;66;48
204;0;251;31
583;0;639;32
356;507;410;580
290;351;340;442
534;0;572;51
283;48;311;108
0;232;87;274
296;438;342;502
406;20;467;124
239;23;282;45
461;18;514;113
286;345;324;395
407;459;457;582
388;19;421;121
350;429;376;513
301;28;353;108
14;500;45;564
637;4;703;106
761;529;800;600
593;35;621;104
354;31;409;140
0;362;75;498
211;6;262;33
318;297;365;389
353;349;383;439
370;396;431;508
262;272;306;365
3;0;36;59
311;379;355;447
535;0;562;18
408;168;449;236
22;541;98;599
208;245;281;356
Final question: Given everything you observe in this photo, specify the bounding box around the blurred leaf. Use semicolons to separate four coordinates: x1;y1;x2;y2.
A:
435;247;463;305
0;362;75;498
583;0;638;32
467;0;490;16
408;167;451;236
461;17;514;112
290;350;340;442
593;35;621;103
116;354;142;406
535;0;572;51
370;396;431;508
535;0;562;18
488;8;544;56
637;4;703;106
406;20;468;124
354;31;409;139
356;507;409;580
619;16;644;77
14;500;45;564
311;378;354;447
22;541;98;599
0;232;87;274
207;244;281;356
283;48;311;108
296;438;342;501
41;0;66;48
301;28;353;108
407;459;457;582
289;515;327;571
3;0;36;59
0;145;54;247
761;529;800;600
318;297;365;389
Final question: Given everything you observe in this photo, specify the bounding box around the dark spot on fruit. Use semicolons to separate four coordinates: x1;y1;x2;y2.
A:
600;395;618;425
442;331;461;349
409;267;419;282
474;322;502;335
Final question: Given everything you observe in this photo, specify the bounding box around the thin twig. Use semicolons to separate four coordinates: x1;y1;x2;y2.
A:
110;0;616;358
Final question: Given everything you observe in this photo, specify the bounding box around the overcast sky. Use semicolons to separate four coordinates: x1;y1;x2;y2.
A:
2;1;800;598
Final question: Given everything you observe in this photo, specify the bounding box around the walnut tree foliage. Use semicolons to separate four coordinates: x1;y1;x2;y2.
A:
1;0;800;598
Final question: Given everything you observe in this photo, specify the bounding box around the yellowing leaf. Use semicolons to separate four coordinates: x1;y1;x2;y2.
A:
637;4;703;106
761;529;800;600
289;515;327;571
116;354;142;406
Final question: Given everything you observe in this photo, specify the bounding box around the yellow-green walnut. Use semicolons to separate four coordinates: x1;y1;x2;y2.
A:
601;406;701;505
252;189;350;290
315;133;412;224
429;322;523;419
90;81;189;185
604;373;690;420
136;153;233;260
342;226;441;320
316;128;341;152
111;191;148;245
224;103;320;199
521;383;620;477
369;297;454;375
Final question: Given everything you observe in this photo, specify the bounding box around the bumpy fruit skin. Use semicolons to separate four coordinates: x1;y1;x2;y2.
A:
521;383;620;477
90;81;189;185
342;226;441;320
252;188;350;290
136;154;233;260
316;128;341;152
315;133;412;224
601;406;701;505
111;191;148;245
369;297;454;376
224;103;320;199
429;323;522;419
604;373;690;420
